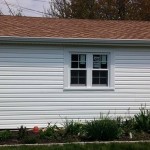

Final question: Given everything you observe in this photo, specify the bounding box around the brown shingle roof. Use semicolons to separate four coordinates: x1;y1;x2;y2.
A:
0;15;150;39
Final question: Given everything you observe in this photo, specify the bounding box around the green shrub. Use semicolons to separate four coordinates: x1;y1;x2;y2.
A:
134;107;150;132
39;123;63;140
18;125;28;140
63;120;84;138
84;118;121;141
23;135;38;144
117;117;135;136
0;130;12;141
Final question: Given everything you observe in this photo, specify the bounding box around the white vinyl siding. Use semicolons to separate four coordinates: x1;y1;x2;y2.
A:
0;45;149;129
0;45;64;94
115;49;150;92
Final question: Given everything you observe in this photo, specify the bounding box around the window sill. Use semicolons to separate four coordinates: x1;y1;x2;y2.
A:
64;87;114;91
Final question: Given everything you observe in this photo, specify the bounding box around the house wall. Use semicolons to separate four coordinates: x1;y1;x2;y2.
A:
0;44;150;129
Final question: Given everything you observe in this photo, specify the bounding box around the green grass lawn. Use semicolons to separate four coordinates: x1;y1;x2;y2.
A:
0;143;150;150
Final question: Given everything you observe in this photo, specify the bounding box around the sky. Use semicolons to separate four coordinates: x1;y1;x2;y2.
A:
0;0;50;17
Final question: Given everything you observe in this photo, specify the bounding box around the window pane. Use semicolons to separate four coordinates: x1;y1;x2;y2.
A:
92;70;108;86
79;70;86;77
71;54;86;68
79;71;86;85
93;70;100;77
71;77;78;84
93;55;101;68
79;54;86;62
79;78;86;84
79;54;86;68
92;78;99;84
100;71;108;78
100;71;108;85
79;61;86;68
101;55;107;62
93;55;108;69
71;70;78;85
71;54;78;61
101;63;107;68
100;78;107;85
71;62;78;68
71;70;86;85
101;55;107;68
71;70;78;77
93;55;101;61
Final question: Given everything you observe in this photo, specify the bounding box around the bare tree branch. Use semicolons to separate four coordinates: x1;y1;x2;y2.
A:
45;0;150;20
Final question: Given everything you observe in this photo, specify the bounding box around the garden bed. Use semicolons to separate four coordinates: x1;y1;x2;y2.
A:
0;107;150;145
0;129;150;145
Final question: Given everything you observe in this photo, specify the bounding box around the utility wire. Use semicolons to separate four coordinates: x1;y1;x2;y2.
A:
0;1;52;16
3;0;14;15
15;0;21;9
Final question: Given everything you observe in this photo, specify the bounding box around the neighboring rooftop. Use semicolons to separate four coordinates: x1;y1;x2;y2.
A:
0;15;150;39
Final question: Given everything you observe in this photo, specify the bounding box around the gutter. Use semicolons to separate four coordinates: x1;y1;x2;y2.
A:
0;36;149;46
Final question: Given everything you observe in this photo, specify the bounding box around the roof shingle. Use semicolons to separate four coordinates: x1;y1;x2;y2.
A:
0;15;150;39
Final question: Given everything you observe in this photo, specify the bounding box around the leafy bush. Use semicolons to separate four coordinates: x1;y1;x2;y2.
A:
63;120;84;138
0;130;12;141
18;125;28;140
134;107;150;132
84;118;121;141
117;117;135;136
39;123;63;141
23;135;38;144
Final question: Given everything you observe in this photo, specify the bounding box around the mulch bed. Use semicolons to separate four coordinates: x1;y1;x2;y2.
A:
0;130;150;145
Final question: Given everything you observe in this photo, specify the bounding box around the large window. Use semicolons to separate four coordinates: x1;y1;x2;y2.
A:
69;53;109;88
64;51;114;90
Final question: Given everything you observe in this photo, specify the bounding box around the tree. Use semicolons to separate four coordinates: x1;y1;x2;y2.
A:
117;0;126;20
137;0;150;20
0;10;3;15
44;0;71;18
45;0;150;20
14;9;23;16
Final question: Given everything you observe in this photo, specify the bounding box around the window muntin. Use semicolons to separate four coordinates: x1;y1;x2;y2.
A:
70;54;86;86
70;53;109;87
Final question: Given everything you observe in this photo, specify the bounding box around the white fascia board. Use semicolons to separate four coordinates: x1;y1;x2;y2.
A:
0;36;149;46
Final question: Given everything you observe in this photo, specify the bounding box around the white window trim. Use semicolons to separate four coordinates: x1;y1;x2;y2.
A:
64;49;115;91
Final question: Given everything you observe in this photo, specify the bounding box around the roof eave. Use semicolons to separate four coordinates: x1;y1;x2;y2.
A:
0;36;150;46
